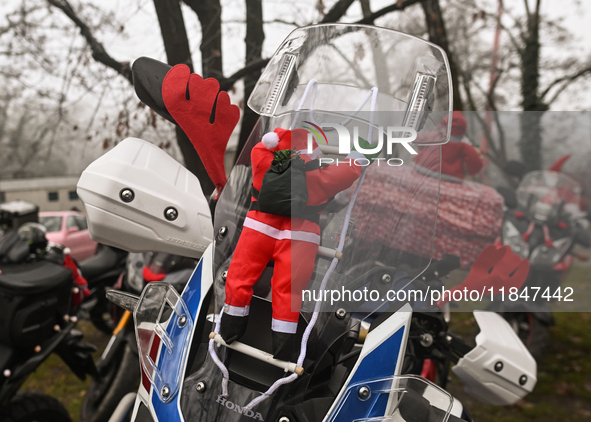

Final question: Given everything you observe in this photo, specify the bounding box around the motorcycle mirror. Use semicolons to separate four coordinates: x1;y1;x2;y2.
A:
503;160;527;180
132;57;176;124
106;289;139;313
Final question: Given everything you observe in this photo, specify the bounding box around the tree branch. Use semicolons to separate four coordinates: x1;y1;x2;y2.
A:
539;65;591;103
264;19;299;27
523;0;530;17
219;58;270;92
460;72;500;160
182;0;223;79
355;0;422;24
481;9;524;55
46;0;132;84
320;0;356;23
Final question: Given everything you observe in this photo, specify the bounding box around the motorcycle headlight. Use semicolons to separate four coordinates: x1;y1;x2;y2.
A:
529;237;572;266
502;220;529;258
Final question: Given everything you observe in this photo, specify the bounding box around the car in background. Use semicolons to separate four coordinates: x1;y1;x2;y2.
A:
39;211;97;261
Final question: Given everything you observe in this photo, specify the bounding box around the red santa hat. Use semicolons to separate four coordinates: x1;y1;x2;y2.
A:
260;128;315;151
261;131;280;149
440;111;467;137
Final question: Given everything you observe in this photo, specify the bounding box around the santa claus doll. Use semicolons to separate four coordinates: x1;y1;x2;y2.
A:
219;127;371;360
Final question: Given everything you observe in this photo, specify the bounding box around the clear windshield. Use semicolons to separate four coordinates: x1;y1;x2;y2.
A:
214;24;450;329
516;171;582;221
182;24;450;422
249;24;452;144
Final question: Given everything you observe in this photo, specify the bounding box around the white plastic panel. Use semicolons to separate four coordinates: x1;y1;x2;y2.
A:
452;311;537;406
77;137;213;258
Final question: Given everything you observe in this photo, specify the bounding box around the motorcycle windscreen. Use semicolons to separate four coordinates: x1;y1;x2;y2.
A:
212;118;442;309
327;375;454;422
190;24;449;422
248;24;452;145
290;114;442;321
516;170;582;220
515;170;583;266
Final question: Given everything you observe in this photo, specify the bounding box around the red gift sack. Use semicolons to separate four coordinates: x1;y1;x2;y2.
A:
352;165;503;269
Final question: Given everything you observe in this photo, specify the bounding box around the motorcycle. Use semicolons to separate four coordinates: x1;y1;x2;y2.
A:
0;201;39;234
0;199;127;334
0;223;99;422
80;252;197;422
494;168;590;359
77;244;129;334
77;24;538;422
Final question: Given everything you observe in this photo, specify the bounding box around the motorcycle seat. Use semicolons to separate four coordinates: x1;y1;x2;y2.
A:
0;260;72;294
78;245;122;281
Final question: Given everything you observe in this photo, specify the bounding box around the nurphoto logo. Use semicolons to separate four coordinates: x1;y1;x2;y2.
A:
304;123;418;167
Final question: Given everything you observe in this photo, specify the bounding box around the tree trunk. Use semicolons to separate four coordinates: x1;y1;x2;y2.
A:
152;0;193;68
182;0;224;79
420;0;464;111
153;0;215;195
519;0;546;172
235;0;265;164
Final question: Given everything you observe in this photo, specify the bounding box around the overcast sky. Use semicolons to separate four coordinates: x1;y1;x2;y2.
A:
1;0;589;177
86;0;591;111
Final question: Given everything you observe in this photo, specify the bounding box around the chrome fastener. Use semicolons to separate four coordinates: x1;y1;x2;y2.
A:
120;188;135;203
164;207;178;221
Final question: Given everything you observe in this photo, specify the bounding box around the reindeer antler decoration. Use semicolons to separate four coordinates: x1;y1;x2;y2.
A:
162;65;240;195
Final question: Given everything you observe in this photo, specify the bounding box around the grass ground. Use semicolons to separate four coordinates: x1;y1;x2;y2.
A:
17;263;591;422
18;321;110;421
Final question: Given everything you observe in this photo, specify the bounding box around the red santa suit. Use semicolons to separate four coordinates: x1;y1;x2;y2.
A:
414;111;483;179
223;128;363;334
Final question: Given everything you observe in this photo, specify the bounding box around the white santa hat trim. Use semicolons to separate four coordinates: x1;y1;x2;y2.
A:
261;132;279;149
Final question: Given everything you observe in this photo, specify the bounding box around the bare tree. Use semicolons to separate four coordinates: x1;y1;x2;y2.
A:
6;0;589;188
153;0;216;193
516;0;591;171
446;0;591;172
420;0;464;110
236;0;265;160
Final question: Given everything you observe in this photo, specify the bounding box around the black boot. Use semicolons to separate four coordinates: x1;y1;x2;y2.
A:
219;313;248;344
272;331;299;362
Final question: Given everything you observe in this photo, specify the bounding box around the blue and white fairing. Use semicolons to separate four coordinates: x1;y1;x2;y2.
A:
127;244;422;422
129;244;215;422
127;259;456;422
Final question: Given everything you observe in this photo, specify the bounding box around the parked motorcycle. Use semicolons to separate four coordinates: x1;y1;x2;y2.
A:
80;252;196;422
78;24;538;422
0;201;39;233
77;244;129;334
494;167;590;359
0;223;98;422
